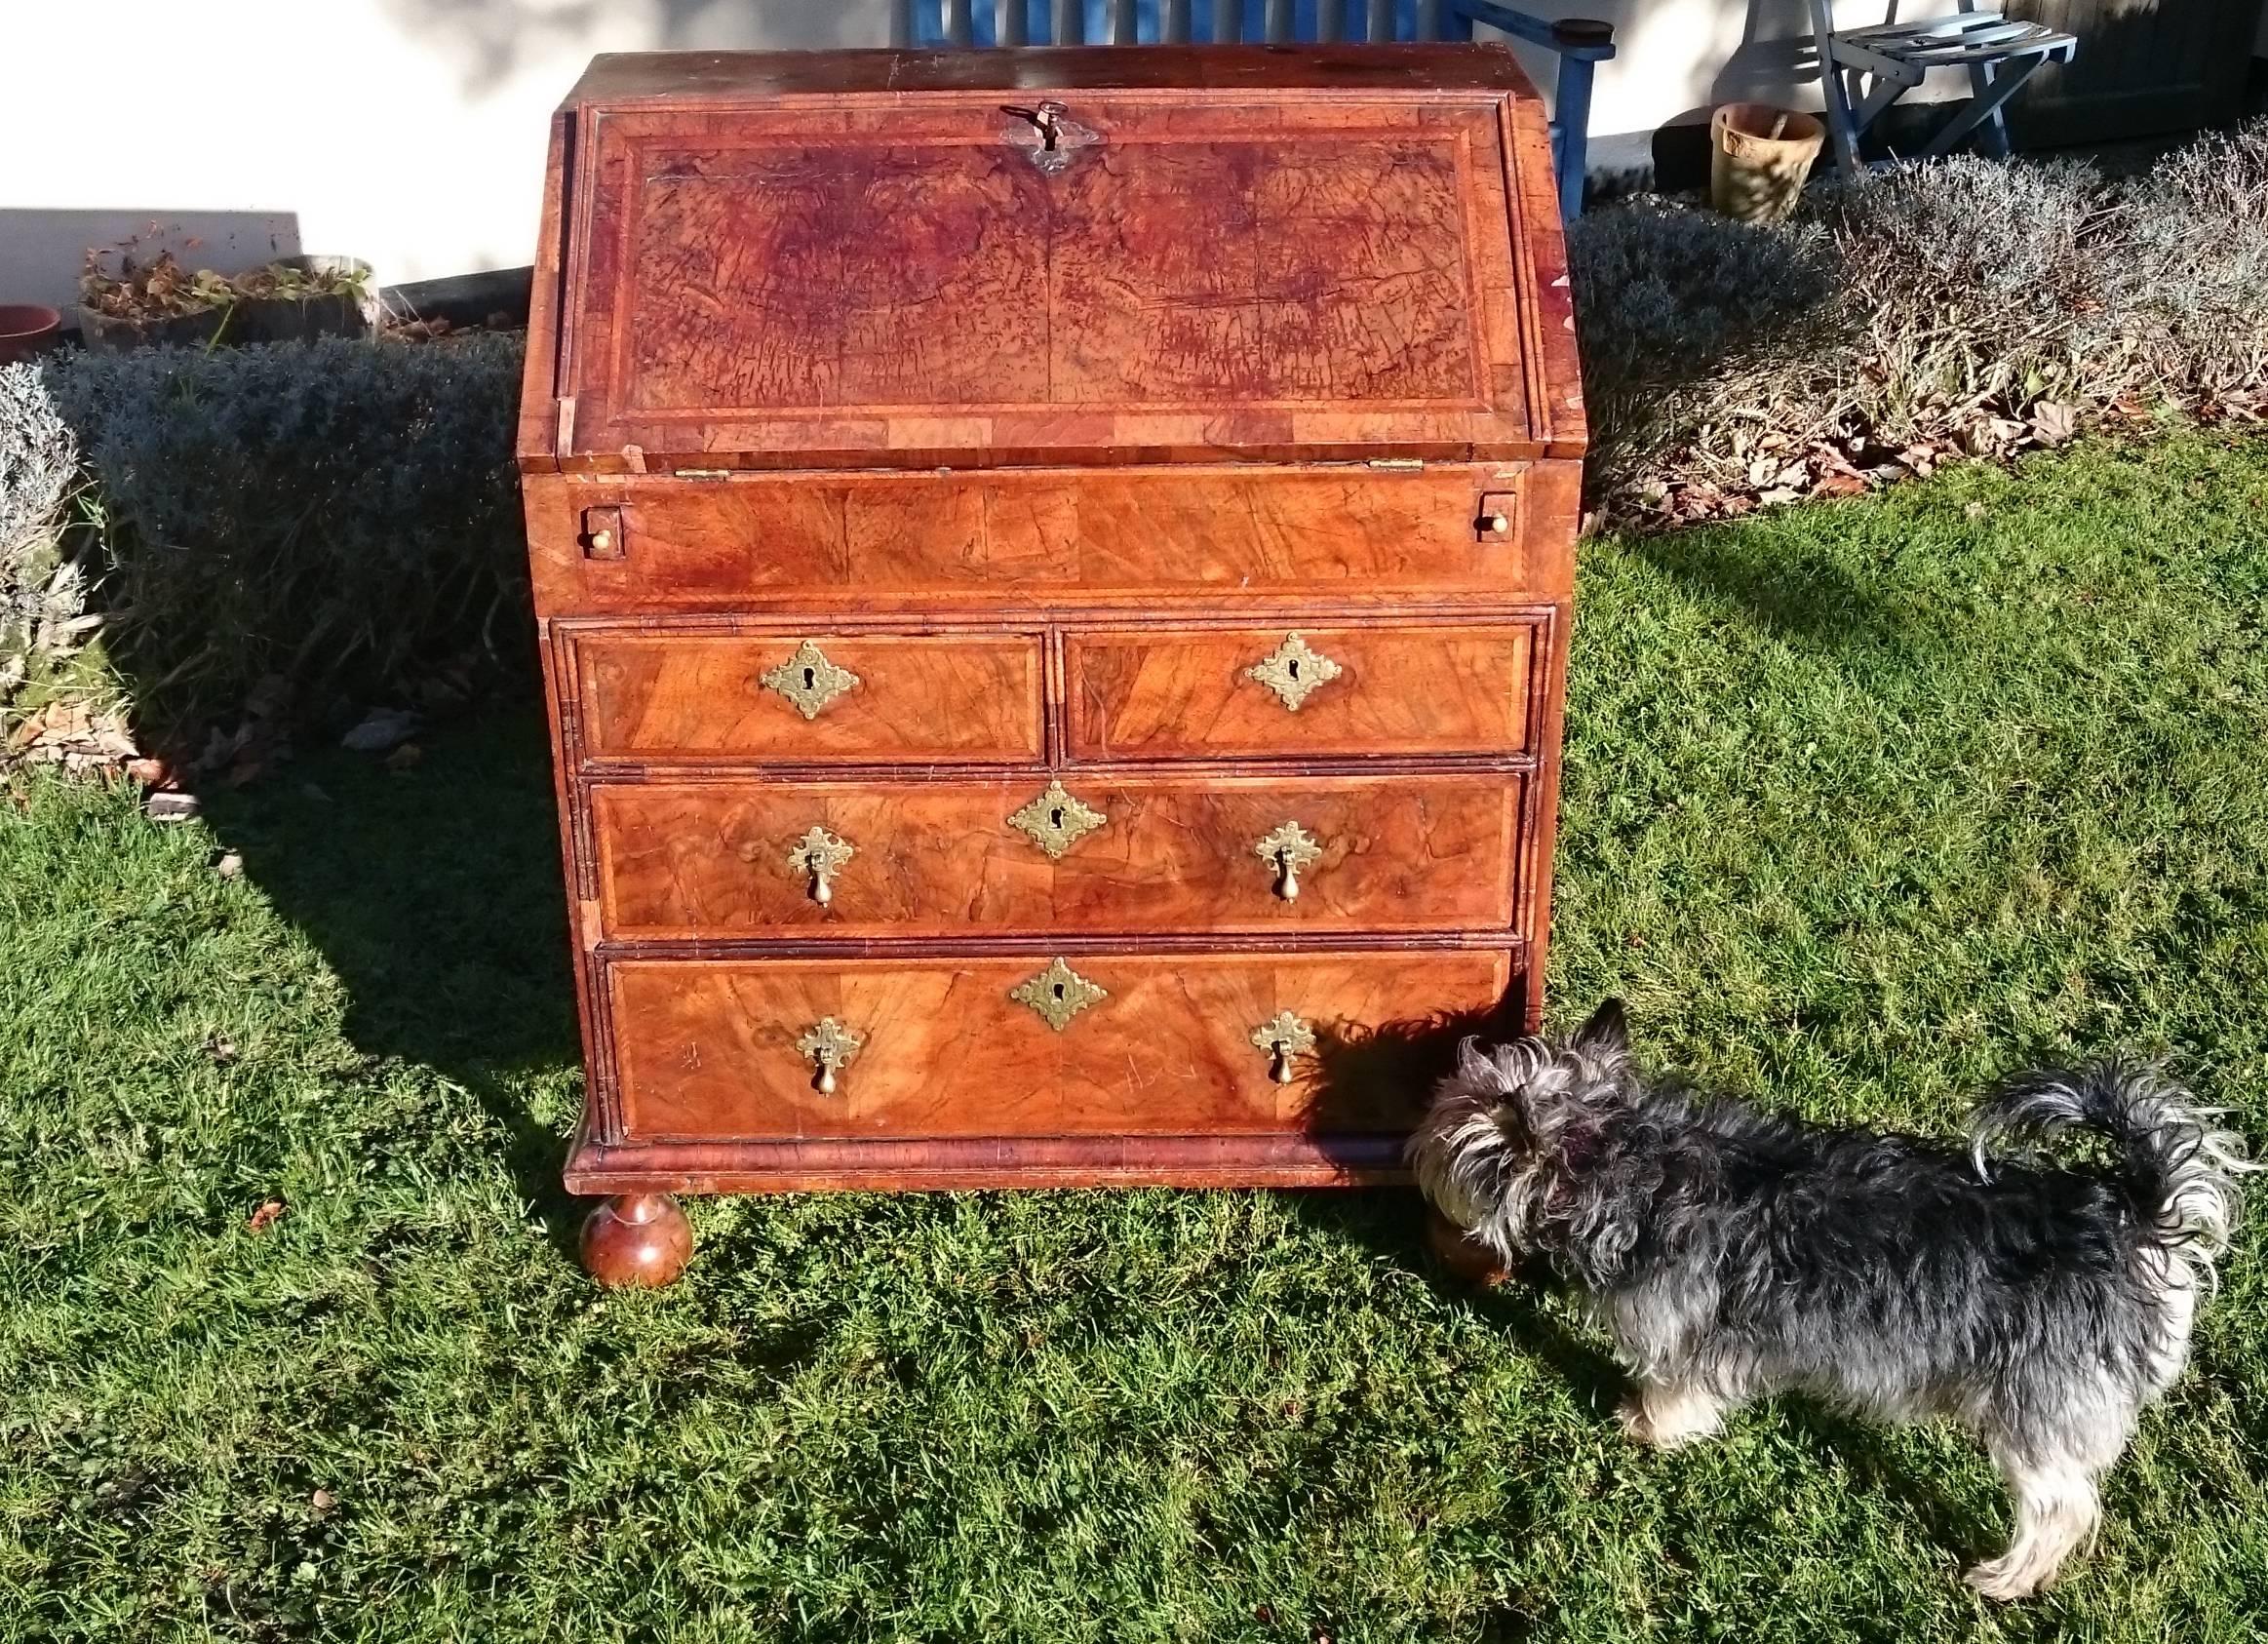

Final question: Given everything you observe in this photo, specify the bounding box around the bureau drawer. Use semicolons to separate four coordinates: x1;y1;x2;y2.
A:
608;949;1514;1142
526;463;1578;613
1066;622;1542;761
591;773;1523;939
570;630;1044;764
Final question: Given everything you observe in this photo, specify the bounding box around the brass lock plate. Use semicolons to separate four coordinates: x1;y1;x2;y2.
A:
760;640;861;719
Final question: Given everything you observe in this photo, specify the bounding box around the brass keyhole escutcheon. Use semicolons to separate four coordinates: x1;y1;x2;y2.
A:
759;639;860;720
1007;781;1107;859
796;1017;863;1095
1250;1011;1316;1084
1253;821;1323;902
1010;959;1106;1032
1243;633;1344;712
785;825;854;906
1001;99;1099;176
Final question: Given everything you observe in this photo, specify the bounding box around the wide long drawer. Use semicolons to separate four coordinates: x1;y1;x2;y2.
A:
591;772;1524;939
527;462;1577;614
606;949;1515;1142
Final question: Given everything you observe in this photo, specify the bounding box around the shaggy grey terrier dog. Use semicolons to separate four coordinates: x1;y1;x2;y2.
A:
1409;1000;2248;1600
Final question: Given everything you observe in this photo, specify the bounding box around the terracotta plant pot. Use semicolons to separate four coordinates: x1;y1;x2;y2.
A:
1709;103;1825;225
0;304;62;365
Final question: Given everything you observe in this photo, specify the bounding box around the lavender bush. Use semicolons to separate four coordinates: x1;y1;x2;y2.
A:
1570;121;2268;519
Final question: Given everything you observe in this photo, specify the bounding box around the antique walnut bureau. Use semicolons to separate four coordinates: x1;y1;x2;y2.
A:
517;44;1587;1284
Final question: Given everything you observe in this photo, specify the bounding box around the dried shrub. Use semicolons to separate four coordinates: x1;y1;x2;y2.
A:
1571;122;2268;524
42;333;528;749
2112;121;2268;401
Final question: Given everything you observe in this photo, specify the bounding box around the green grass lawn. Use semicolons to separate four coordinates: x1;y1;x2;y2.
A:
5;432;2266;1642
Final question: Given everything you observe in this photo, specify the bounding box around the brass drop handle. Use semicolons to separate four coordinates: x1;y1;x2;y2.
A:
1253;820;1323;902
1250;1010;1316;1085
786;825;854;906
796;1017;863;1095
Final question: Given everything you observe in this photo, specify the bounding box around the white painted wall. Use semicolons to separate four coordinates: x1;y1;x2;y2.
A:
0;0;888;313
0;0;2061;311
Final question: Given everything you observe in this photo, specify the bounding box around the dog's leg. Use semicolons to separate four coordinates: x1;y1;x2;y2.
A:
1965;1456;2100;1602
1618;1378;1730;1449
1966;1384;2137;1600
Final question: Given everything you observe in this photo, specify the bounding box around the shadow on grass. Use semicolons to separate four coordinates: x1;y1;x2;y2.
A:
199;696;584;1252
1294;1184;2001;1564
195;699;2003;1567
1629;529;1924;656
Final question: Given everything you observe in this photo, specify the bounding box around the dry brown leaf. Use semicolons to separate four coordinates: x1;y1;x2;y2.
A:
2029;401;2078;445
249;1199;286;1233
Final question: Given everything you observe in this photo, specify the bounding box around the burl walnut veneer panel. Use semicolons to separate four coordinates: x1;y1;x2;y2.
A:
574;631;1045;763
534;50;1581;472
520;46;1587;1208
591;773;1525;940
1066;623;1540;761
523;461;1578;616
609;949;1515;1142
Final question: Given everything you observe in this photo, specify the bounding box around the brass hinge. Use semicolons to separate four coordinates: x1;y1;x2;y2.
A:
1366;457;1425;471
672;468;732;481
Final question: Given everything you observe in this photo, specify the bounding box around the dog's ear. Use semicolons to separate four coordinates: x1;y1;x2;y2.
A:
1571;998;1629;1056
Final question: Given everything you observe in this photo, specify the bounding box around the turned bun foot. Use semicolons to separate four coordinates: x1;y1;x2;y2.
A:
1426;1204;1511;1288
580;1193;692;1288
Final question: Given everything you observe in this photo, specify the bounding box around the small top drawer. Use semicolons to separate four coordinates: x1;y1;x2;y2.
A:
569;630;1044;764
1066;621;1544;762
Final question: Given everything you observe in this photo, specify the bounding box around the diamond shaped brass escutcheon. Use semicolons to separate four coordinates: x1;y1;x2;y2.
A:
1006;780;1108;859
1250;1010;1317;1084
1009;958;1107;1032
795;1017;864;1094
759;639;860;720
785;825;855;905
1242;632;1343;712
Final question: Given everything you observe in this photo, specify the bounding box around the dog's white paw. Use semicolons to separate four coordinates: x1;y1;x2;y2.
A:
1616;1394;1657;1445
1618;1389;1723;1449
1964;1557;2042;1603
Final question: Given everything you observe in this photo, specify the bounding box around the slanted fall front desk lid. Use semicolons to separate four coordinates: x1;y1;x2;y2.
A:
523;46;1584;474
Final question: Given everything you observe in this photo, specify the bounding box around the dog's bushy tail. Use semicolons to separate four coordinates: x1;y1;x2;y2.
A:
1972;1062;2250;1286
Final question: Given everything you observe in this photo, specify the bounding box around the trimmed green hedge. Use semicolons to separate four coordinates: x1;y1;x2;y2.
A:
39;333;528;749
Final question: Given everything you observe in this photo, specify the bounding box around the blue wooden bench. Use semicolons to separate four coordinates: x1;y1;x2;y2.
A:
891;0;1617;220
